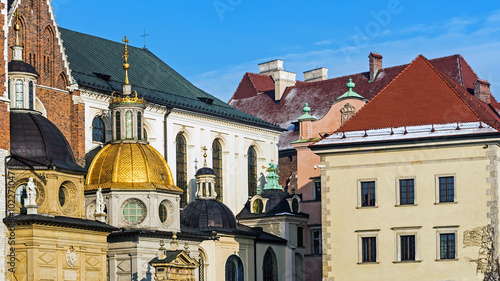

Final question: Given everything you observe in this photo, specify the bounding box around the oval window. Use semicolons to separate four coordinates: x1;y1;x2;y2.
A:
159;203;168;223
253;199;263;214
292;198;299;213
59;186;67;207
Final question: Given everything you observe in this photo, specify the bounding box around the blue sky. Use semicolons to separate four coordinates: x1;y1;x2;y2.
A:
55;0;500;102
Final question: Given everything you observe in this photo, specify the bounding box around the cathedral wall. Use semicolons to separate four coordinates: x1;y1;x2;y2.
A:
1;0;9;279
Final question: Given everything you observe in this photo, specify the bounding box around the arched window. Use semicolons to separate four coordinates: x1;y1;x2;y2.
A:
125;110;133;139
15;80;23;108
212;139;223;202
263;247;278;281
225;255;244;281
248;146;257;197
115;112;121;140
28;81;34;110
199;249;207;281
92;116;105;143
137;112;142;140
176;133;187;207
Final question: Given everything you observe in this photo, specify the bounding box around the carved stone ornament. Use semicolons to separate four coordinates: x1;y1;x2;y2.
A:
66;247;77;267
340;103;355;114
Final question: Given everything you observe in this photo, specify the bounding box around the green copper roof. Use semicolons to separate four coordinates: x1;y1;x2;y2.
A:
59;28;281;131
263;163;282;191
336;78;364;101
297;102;316;121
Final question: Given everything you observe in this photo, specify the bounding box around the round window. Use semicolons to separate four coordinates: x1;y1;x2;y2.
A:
159;203;168;223
292;198;299;213
253;199;263;214
122;199;146;224
59;186;67;207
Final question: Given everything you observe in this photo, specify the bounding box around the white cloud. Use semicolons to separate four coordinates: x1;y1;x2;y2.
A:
190;9;500;102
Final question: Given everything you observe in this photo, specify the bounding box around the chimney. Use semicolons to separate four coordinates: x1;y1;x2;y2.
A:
474;79;491;104
369;52;383;81
304;67;328;82
259;60;296;101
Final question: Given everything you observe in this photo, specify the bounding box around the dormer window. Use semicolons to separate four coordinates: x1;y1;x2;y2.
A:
253;199;263;213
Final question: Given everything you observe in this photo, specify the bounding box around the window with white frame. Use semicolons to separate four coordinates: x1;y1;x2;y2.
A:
393;227;421;262
436;175;456;203
357;230;379;263
435;226;458;261
358;180;376;207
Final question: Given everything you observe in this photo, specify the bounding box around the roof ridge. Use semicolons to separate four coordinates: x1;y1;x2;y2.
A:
335;55;425;133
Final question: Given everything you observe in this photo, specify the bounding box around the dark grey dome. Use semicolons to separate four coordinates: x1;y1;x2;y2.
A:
8;110;85;173
195;167;216;176
8;60;38;76
180;199;237;230
261;189;292;214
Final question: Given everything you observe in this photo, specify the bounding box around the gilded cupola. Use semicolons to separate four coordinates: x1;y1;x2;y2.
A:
85;36;181;193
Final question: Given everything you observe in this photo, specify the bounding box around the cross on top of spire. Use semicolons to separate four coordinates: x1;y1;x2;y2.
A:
202;146;208;167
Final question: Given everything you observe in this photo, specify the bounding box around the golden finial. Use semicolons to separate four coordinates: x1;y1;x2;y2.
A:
202;146;208;167
14;9;21;46
122;36;130;84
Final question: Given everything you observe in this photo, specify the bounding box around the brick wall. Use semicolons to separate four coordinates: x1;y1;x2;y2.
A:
278;149;297;193
9;0;85;165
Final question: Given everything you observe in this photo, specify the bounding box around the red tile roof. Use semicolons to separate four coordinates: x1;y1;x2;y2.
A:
229;54;490;149
337;55;500;132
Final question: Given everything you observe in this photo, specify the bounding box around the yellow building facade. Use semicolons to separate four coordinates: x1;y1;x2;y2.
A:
314;135;499;280
311;55;500;280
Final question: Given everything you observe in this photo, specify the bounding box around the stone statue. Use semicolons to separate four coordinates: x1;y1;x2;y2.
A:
26;177;37;206
95;187;105;214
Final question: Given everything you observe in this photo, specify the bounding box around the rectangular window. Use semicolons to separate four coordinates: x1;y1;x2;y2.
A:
401;235;416;261
399;179;415;205
361;181;376;207
439;176;454;203
362;237;377;262
440;233;456;259
297;227;304;248
314;180;321;201
311;228;322;255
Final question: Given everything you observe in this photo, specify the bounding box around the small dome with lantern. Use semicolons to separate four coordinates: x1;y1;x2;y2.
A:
180;147;238;230
237;163;305;219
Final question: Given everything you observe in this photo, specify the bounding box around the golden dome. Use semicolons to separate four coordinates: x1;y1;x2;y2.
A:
85;142;182;193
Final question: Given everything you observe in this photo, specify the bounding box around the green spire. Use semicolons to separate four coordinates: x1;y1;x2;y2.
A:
263;163;282;190
336;78;364;101
297;102;317;121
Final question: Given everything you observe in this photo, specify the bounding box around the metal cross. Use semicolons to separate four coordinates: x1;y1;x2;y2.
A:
194;158;198;170
141;29;149;49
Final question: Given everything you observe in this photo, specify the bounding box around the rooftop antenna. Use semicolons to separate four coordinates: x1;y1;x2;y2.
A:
141;28;149;49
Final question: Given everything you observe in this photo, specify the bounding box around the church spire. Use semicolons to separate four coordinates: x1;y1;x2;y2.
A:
109;36;146;142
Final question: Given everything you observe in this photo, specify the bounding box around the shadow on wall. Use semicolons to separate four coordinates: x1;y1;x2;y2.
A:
131;263;153;281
